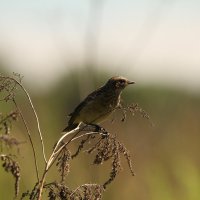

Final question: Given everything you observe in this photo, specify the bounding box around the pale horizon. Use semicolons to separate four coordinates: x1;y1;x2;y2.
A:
0;0;200;92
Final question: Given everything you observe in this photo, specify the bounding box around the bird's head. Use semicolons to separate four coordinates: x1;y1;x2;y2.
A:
106;76;135;91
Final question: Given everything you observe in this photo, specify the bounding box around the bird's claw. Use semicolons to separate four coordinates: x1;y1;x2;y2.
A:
91;125;109;138
99;127;109;138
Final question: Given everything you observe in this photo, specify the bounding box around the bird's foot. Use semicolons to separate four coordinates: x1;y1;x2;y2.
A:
100;130;109;139
83;124;109;138
92;124;109;138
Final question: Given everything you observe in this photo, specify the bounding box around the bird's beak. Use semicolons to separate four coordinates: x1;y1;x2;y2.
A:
127;80;135;85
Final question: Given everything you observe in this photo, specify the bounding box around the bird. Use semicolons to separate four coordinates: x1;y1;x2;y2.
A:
63;76;135;132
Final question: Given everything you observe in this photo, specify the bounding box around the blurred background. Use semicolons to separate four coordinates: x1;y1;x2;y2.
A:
0;0;200;199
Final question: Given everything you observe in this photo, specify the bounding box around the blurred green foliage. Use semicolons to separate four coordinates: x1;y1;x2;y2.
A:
1;68;200;200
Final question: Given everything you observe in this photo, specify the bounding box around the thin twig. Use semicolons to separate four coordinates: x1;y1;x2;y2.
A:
71;131;98;142
47;124;98;170
37;112;111;199
37;126;100;200
37;126;81;200
13;99;40;182
1;76;47;163
47;126;80;168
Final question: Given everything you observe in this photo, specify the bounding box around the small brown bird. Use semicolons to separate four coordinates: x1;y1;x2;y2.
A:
63;76;135;132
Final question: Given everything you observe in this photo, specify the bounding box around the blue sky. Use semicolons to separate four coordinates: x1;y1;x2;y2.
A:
0;0;200;92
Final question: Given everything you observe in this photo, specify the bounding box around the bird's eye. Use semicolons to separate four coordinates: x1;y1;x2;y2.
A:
119;80;125;84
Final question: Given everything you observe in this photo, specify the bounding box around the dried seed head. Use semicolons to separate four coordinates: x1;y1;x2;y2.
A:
0;154;20;198
56;147;71;182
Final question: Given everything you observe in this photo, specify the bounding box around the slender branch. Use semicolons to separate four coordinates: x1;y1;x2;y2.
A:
37;126;100;200
70;131;98;142
36;97;111;199
13;99;40;182
46;124;95;170
1;76;47;163
47;126;80;169
17;80;47;163
47;123;106;171
37;127;80;200
37;169;48;200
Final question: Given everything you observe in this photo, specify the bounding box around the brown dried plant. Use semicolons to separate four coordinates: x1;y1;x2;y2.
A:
0;111;22;151
56;146;71;183
0;80;22;198
0;154;20;198
43;182;103;200
86;133;135;189
0;74;147;200
119;102;154;126
0;111;19;134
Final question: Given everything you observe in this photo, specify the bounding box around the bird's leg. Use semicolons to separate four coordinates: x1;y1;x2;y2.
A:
81;124;109;137
89;124;109;137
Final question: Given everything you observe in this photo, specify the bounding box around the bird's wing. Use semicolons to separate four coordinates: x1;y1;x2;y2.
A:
68;86;104;125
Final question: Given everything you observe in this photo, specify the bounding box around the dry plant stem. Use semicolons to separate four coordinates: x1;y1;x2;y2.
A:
37;126;81;200
13;99;40;182
17;79;47;163
70;131;98;141
47;125;90;170
37;126;98;200
48;126;81;167
3;76;47;163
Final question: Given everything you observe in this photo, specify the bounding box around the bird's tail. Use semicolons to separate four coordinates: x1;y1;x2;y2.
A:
62;123;79;132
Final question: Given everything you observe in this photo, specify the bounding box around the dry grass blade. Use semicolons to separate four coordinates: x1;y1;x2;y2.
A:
1;74;47;163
